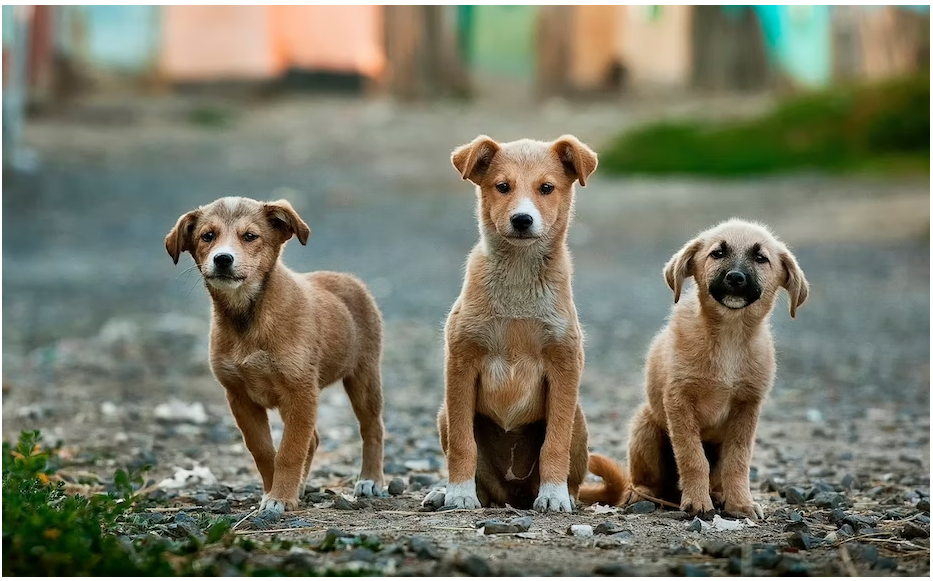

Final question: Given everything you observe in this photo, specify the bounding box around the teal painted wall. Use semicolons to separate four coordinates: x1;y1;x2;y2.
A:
750;5;833;88
462;5;538;78
57;6;160;74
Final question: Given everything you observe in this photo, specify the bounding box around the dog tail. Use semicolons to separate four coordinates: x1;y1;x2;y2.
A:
578;453;629;506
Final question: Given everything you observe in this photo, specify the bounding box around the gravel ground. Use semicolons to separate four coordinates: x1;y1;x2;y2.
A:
2;94;930;576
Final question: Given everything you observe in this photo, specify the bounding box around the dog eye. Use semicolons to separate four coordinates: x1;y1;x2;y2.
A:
710;248;725;259
243;232;259;242
201;232;215;243
540;183;554;195
755;253;769;264
495;182;510;194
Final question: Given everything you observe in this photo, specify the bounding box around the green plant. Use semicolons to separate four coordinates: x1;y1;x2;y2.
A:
601;74;930;177
2;430;230;576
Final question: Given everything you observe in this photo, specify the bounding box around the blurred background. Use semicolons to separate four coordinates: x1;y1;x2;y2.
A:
1;5;929;500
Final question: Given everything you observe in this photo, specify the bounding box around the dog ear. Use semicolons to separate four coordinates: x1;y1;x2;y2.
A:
165;209;202;265
552;135;598;186
663;238;702;303
780;249;809;318
264;199;310;245
451;135;500;184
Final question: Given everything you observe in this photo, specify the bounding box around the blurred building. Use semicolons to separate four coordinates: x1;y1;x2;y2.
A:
4;4;931;106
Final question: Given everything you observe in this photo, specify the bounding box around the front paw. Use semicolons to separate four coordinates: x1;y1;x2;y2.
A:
724;498;764;521
441;480;482;509
680;491;715;518
260;493;299;514
354;479;384;498
533;482;574;513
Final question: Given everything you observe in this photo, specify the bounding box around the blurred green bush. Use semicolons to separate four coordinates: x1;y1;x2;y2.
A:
601;75;930;176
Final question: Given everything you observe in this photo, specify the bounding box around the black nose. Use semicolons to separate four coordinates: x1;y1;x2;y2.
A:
213;253;234;268
725;270;747;288
510;213;534;231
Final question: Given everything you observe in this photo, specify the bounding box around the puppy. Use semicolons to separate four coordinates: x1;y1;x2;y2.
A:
165;196;386;513
423;134;614;513
584;219;809;519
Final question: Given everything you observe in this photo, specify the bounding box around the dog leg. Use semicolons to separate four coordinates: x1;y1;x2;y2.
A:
621;404;667;505
534;344;582;513
226;391;276;494
567;404;590;501
436;346;481;509
343;365;386;497
262;391;318;514
300;429;320;488
665;393;715;517
718;401;764;520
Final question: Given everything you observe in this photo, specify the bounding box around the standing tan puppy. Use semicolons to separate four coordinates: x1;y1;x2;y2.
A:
423;134;604;513
165;197;386;514
584;219;809;520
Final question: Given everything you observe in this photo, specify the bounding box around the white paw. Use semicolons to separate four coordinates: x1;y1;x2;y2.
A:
259;494;286;515
421;489;447;509
442;480;481;509
533;482;574;513
354;479;383;497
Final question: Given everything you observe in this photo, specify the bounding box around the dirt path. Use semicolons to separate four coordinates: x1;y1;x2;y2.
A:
2;95;929;575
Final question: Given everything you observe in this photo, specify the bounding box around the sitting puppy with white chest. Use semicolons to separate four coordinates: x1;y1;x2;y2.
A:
165;197;386;513
423;134;605;513
585;219;809;520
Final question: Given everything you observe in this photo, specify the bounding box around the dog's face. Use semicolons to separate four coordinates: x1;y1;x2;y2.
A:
664;219;810;318
165;196;310;297
451;135;597;247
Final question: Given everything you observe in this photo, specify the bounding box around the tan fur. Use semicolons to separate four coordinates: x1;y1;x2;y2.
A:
606;219;809;519
165;196;385;512
429;135;598;512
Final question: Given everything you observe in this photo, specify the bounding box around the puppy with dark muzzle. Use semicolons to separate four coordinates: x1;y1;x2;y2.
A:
165;197;386;514
582;219;809;520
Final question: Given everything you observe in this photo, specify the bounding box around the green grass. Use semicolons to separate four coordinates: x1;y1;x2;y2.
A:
601;75;930;177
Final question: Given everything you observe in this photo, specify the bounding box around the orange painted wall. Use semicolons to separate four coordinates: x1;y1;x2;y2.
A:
160;5;384;82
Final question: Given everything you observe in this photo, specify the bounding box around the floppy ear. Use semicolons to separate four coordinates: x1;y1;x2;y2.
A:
451;135;500;184
165;209;201;265
264;199;310;245
780;249;809;318
552;135;598;186
663;238;703;303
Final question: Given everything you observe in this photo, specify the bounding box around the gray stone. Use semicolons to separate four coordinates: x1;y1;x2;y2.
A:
387;478;406;496
659;510;690;520
624;500;657;514
898;522;928;539
811;491;847;508
787;531;823;550
456;555;492;576
841;474;860;490
409;536;440;560
568;524;594;538
208;499;231;514
687;517;704;532
917;498;930;513
173;512;201;538
595;521;626;535
251;508;283;528
784;486;807;505
783;521;810;534
333;496;360;510
594;563;638;576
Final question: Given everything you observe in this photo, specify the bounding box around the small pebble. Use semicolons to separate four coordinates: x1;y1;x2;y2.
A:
409;536;440;560
594;563;637;576
841;474;860;490
624;500;656;514
898;522;928;539
811;491;847;508
787;531;823;550
333;496;360;510
595;521;626;535
687;517;704;532
917;498;930;513
456;555;492;576
659;510;690;520
207;499;231;514
387;478;406;496
784;486;807;505
568;524;594;538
